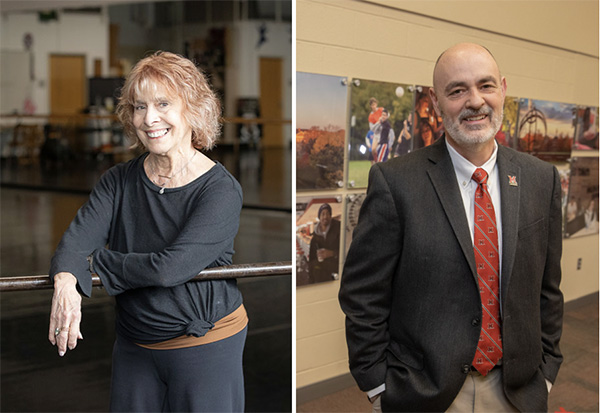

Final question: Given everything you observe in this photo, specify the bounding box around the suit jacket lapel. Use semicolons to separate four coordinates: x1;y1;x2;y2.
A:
496;146;521;301
426;139;478;281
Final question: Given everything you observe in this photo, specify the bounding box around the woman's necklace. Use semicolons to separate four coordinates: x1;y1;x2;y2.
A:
149;150;197;194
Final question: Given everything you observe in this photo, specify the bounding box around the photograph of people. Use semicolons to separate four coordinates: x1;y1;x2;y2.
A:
348;80;414;188
365;97;384;162
392;112;412;157
368;97;384;129
573;106;599;150
564;157;600;238
584;197;599;231
296;198;342;286
308;203;341;284
48;51;247;412
413;88;443;149
416;118;434;147
340;43;564;412
370;108;395;163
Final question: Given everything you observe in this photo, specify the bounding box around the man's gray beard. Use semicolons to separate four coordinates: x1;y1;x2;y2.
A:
442;107;503;148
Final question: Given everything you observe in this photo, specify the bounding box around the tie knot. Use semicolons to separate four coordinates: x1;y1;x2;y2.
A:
472;168;488;185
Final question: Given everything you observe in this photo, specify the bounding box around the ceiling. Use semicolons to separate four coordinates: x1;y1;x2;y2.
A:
0;0;173;13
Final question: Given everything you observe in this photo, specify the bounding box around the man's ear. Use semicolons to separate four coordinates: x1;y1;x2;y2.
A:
428;87;442;117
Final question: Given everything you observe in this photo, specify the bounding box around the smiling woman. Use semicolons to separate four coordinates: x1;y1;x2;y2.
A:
117;51;221;151
48;51;248;412
114;51;221;191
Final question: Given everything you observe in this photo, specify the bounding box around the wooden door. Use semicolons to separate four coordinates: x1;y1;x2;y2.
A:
49;54;86;116
259;57;283;147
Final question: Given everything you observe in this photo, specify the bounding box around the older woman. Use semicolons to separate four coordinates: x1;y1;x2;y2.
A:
48;51;246;412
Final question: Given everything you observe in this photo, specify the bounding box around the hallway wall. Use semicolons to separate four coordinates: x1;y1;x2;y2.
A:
296;0;599;391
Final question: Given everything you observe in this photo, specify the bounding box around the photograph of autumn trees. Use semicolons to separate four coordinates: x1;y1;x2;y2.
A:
296;72;347;190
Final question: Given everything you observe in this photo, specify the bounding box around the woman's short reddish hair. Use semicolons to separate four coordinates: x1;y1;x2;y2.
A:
116;51;221;150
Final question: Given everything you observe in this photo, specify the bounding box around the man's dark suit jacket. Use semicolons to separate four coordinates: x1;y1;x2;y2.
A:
339;138;563;412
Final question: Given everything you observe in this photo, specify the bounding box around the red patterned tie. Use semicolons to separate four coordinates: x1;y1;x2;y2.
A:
471;168;502;375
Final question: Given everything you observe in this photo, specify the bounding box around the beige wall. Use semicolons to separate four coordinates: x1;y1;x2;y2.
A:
296;0;599;390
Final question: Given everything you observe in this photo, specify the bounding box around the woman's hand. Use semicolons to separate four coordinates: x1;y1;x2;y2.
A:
48;272;83;356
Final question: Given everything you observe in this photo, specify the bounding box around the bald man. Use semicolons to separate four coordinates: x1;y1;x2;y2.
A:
339;43;563;412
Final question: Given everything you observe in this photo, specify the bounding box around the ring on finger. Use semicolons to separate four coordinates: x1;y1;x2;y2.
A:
54;326;69;337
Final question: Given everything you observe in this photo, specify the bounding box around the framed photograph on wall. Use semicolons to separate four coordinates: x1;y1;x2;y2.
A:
564;157;599;238
296;72;347;190
344;193;366;259
496;96;520;148
412;86;444;150
347;79;415;189
517;99;576;162
558;166;572;237
296;196;342;286
573;106;599;150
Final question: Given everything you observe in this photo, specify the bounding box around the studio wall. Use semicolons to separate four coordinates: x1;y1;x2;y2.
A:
1;4;292;146
296;0;599;393
0;10;110;115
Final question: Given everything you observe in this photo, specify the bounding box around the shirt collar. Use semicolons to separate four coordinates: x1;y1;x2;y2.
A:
445;138;498;188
